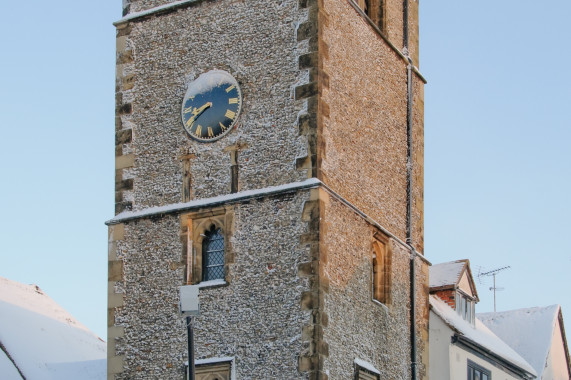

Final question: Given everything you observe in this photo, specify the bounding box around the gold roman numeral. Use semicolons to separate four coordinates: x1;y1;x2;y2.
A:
208;127;214;137
225;85;235;93
228;97;239;104
219;122;227;131
225;110;236;120
195;125;202;136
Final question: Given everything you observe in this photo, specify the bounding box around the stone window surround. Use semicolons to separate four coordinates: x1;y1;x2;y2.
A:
187;357;234;380
372;230;392;307
353;0;387;35
182;207;234;287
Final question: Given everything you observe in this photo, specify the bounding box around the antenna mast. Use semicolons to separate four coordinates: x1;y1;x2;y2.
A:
478;266;510;312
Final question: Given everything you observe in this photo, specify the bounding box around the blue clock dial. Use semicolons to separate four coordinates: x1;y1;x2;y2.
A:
181;70;242;142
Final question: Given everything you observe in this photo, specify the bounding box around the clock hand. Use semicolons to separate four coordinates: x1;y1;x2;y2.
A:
185;102;212;128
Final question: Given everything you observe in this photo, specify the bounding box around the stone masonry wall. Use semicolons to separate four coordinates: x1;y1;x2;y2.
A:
319;0;409;241
114;0;312;211
319;192;428;379
385;0;404;51
109;190;314;379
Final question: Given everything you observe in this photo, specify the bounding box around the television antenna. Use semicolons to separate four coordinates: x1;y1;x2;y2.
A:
477;266;510;312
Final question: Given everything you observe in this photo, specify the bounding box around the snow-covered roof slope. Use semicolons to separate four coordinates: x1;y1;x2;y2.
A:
430;295;537;377
1;348;23;380
478;305;562;377
429;260;466;288
0;277;106;380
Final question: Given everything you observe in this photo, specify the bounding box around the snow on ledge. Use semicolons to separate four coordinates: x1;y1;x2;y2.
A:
354;358;380;375
114;0;200;25
198;279;227;289
107;178;321;225
195;356;234;365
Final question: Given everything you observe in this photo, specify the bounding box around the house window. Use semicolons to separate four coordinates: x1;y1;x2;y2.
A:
372;232;391;305
202;225;225;281
456;292;475;325
467;360;491;380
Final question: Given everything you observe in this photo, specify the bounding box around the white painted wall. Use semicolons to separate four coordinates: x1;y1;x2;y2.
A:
449;344;522;380
429;311;452;380
430;310;526;380
458;272;475;298
542;317;570;380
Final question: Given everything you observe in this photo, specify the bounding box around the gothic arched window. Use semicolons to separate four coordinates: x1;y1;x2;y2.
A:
202;225;225;281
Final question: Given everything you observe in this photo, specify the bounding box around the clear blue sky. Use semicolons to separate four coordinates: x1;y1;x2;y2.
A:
0;1;569;340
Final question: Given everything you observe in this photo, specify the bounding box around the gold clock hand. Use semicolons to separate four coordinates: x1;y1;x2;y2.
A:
194;102;212;115
184;102;212;128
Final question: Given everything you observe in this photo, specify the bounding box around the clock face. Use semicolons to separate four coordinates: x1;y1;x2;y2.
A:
181;70;242;142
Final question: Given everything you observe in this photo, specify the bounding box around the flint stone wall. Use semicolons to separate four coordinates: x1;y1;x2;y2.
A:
116;0;310;211
112;190;313;379
320;194;428;379
319;0;409;242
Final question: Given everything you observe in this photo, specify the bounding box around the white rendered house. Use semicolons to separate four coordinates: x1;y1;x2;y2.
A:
429;260;537;380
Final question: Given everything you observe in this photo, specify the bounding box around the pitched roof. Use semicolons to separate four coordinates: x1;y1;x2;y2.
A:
478;305;570;378
429;259;479;301
0;277;106;380
430;295;537;378
429;259;467;289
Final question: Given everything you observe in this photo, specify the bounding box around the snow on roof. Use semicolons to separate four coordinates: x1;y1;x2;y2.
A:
429;260;466;289
1;348;23;380
430;295;537;377
0;277;106;380
478;305;561;377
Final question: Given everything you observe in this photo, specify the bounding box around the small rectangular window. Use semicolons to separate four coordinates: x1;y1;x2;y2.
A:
467;360;491;380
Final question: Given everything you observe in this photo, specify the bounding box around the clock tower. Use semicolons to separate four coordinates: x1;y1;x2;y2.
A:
108;0;428;379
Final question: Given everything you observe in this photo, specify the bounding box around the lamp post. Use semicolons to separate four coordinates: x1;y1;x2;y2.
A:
180;285;200;380
186;315;195;380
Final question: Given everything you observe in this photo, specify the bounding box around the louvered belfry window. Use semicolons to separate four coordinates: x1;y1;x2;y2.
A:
202;225;225;281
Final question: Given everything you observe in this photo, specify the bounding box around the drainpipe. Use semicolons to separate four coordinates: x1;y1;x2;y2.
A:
404;0;417;370
406;59;418;380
